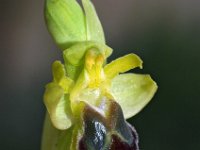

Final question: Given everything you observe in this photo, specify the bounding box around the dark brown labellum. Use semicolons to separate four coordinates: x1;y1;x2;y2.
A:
79;100;139;150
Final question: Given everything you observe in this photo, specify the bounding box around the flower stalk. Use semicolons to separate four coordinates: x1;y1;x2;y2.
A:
41;0;157;150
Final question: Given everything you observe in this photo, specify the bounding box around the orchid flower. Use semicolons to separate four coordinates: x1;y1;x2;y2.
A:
41;0;157;150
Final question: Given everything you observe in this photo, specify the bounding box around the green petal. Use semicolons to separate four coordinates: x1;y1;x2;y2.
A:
104;53;143;79
111;73;158;119
45;0;86;50
52;61;66;83
82;0;105;44
44;82;72;130
52;61;74;93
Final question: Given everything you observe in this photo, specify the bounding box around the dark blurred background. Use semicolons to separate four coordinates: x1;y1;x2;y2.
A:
1;0;200;149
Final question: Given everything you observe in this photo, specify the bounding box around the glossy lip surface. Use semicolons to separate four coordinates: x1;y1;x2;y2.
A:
79;100;139;150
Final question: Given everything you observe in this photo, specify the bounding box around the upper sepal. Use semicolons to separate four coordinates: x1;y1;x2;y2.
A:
82;0;105;44
45;0;105;50
45;0;86;50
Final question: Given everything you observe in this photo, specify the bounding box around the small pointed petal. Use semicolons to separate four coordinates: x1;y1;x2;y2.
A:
52;61;74;93
104;54;143;79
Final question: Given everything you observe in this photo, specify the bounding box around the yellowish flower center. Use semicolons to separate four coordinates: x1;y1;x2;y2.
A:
85;49;105;88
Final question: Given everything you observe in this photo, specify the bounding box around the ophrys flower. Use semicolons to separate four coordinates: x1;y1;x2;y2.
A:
42;0;157;149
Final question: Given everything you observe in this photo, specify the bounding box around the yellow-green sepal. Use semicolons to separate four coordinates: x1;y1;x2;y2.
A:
45;0;106;50
45;0;86;50
43;61;74;130
43;83;72;130
111;73;158;119
82;0;105;44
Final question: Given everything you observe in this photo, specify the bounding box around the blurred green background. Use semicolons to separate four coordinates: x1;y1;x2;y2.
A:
1;0;200;149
